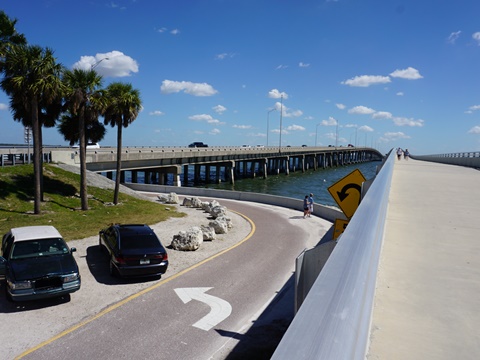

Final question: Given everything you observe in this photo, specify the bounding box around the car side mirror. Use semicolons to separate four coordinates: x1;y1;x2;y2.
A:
70;247;77;253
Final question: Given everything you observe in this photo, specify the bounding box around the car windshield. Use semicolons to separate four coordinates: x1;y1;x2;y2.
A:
11;238;69;260
120;233;161;250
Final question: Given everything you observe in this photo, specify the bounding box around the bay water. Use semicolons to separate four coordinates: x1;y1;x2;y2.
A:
123;161;381;207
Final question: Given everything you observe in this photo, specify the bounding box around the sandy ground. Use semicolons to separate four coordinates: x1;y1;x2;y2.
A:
0;197;252;360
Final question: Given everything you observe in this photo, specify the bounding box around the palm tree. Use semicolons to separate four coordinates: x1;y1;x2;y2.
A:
102;82;142;205
1;45;64;214
58;112;106;146
0;11;26;59
62;69;103;210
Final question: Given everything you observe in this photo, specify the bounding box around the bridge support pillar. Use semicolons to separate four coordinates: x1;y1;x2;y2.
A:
216;165;221;183
205;166;211;184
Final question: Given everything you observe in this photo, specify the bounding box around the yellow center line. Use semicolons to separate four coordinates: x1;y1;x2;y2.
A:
16;210;255;359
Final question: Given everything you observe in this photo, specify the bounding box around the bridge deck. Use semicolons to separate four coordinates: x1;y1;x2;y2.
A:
368;159;480;359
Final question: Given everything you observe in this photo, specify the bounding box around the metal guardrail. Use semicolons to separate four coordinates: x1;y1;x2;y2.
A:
271;150;396;360
411;152;480;168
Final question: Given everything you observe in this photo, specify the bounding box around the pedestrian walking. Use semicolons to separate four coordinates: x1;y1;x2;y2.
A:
308;193;314;217
404;149;410;160
396;147;403;160
303;195;309;218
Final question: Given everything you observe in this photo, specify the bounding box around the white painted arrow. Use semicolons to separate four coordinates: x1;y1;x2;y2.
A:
175;287;232;331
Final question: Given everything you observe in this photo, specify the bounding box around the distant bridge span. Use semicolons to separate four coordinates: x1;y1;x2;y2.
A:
1;145;383;186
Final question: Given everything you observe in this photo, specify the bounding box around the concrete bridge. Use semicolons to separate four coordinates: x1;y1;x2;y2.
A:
271;151;480;359
1;145;383;186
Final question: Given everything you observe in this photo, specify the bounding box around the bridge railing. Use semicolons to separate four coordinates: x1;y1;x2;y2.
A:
411;151;480;168
271;149;396;360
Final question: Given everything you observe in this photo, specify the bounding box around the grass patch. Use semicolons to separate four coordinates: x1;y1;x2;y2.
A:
0;164;185;241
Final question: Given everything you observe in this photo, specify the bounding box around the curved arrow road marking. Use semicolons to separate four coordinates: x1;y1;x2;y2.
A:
175;287;232;331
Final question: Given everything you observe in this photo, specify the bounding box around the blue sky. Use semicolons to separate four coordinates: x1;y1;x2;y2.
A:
1;0;480;155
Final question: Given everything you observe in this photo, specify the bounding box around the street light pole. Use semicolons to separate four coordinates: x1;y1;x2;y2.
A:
335;119;339;148
279;95;283;153
315;123;321;147
267;108;276;147
91;57;109;70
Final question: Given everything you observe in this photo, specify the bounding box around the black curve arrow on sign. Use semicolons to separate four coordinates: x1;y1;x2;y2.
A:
337;183;362;203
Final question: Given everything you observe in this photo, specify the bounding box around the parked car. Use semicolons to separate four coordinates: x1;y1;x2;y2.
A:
188;142;208;148
99;224;169;278
0;226;81;302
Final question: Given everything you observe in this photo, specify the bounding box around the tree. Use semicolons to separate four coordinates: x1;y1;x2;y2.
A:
102;82;142;205
58;112;106;146
62;69;103;210
0;11;26;59
1;45;64;214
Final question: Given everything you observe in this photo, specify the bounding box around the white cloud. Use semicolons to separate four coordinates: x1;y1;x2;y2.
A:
73;51;139;77
233;125;252;129
358;125;374;132
321;117;338;126
247;132;266;138
372;111;393;120
342;75;391;87
268;89;289;99
149;110;164;116
396;92;404;96
469;105;480;111
336;103;346;110
170;29;180;35
299;62;310;68
189;114;224;125
216;52;235;60
161;80;218;96
0;103;8;110
209;128;221;135
468;126;480;134
447;31;461;44
285;124;306;131
472;32;480;45
275;64;288;70
392;117;424;127
213;105;227;114
380;132;411;142
348;105;376;115
274;102;302;117
390;67;423;80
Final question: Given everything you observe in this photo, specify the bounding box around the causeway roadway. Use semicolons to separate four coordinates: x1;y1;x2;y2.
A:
368;158;480;359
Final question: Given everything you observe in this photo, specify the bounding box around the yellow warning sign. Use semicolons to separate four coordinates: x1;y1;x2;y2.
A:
328;169;366;218
333;219;349;240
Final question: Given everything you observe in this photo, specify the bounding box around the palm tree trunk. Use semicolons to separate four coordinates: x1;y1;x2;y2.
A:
31;98;41;214
79;107;88;210
114;124;122;205
39;125;44;202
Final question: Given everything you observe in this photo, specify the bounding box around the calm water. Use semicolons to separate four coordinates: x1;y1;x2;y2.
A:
124;161;381;207
202;161;381;207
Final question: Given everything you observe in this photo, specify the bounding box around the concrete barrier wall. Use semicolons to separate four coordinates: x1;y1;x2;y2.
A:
271;149;395;360
124;183;346;223
412;154;480;168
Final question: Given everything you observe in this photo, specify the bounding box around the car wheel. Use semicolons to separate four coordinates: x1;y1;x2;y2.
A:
5;286;13;302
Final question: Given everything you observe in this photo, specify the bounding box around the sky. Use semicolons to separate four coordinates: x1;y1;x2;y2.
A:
1;0;480;155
